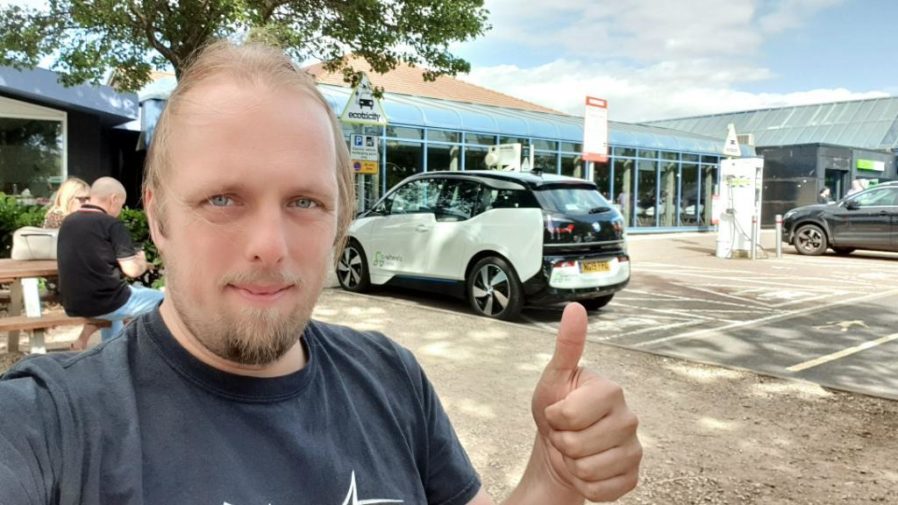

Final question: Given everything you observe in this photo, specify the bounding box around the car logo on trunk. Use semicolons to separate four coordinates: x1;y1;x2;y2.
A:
592;222;602;232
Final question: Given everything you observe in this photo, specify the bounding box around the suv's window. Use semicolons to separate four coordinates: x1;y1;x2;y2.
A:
385;178;442;215
484;189;540;210
851;188;898;207
436;180;483;221
533;186;610;215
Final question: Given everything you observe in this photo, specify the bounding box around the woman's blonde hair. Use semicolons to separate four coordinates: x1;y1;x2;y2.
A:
143;40;354;252
48;177;89;216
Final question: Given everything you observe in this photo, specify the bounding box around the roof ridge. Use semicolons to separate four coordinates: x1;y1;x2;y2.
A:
303;57;566;116
647;95;898;124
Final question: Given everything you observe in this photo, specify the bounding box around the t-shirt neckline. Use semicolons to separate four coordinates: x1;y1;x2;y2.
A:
141;308;318;403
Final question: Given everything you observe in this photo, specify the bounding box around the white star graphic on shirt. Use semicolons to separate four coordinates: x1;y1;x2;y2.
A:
341;471;404;505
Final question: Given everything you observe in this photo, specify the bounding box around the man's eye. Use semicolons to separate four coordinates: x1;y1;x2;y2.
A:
208;195;234;207
291;198;319;209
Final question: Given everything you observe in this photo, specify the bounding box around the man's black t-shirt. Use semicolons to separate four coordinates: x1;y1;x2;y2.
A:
0;311;481;504
57;204;138;317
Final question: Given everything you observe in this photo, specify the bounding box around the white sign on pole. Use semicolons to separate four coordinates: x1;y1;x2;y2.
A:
350;134;379;161
340;73;388;126
723;123;741;157
350;134;379;175
582;97;609;162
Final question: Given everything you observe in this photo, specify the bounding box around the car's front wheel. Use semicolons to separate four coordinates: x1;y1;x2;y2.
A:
580;294;614;311
793;224;828;256
336;240;371;292
466;256;523;320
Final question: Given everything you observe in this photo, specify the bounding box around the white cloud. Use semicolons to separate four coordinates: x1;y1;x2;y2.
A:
458;0;886;122
461;58;887;122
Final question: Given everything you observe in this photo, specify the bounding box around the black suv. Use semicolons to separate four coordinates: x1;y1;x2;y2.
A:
783;182;898;255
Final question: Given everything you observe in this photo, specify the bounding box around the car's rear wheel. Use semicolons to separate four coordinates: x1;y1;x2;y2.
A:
336;240;370;292
466;256;523;320
832;247;855;256
580;294;614;311
793;224;828;256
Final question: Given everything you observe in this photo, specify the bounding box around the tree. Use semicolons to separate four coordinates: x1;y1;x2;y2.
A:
0;0;490;92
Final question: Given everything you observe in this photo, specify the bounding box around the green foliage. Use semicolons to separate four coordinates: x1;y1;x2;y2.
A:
0;193;46;258
119;208;164;288
0;0;491;93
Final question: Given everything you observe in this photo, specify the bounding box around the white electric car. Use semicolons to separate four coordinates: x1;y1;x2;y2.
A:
336;170;630;320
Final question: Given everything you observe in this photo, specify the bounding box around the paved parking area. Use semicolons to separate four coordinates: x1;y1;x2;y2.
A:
521;232;898;400
360;231;898;400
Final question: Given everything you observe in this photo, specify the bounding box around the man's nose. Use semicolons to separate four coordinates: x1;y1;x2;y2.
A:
244;205;289;266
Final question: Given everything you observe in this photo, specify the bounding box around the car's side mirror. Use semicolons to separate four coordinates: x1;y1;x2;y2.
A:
845;200;860;210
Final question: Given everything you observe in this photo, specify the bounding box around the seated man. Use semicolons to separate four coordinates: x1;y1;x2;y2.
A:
57;177;163;347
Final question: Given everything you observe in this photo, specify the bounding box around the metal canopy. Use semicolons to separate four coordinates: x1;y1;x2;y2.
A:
646;97;898;151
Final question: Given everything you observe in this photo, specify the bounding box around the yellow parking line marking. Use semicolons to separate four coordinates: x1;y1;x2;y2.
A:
786;333;898;372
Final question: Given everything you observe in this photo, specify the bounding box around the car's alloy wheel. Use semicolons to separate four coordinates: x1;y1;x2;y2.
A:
793;224;828;256
580;294;614;311
336;241;370;292
467;257;523;320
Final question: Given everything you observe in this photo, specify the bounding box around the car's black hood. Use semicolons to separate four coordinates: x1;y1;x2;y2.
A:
788;203;835;214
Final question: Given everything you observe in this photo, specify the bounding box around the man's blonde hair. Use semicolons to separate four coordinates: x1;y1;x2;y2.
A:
143;40;354;250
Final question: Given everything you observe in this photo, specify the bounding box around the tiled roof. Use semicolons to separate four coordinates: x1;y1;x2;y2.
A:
304;56;565;116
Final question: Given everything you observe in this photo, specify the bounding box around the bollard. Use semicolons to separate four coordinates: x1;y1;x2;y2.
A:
776;214;783;258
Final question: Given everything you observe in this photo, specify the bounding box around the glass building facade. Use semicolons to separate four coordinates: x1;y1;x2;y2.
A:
324;84;739;231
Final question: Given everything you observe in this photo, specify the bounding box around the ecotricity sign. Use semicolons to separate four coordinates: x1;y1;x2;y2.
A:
340;73;388;126
857;158;886;172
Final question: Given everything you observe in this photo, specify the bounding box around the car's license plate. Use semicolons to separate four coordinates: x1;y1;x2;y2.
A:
580;260;610;273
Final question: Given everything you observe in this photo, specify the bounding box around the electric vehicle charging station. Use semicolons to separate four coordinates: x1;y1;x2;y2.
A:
716;157;765;258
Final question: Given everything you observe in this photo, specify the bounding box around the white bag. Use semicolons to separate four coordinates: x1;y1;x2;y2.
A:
11;226;58;260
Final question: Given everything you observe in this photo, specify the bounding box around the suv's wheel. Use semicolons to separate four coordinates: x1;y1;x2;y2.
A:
793;224;828;256
832;247;855;256
336;240;370;292
466;256;523;320
580;294;614;311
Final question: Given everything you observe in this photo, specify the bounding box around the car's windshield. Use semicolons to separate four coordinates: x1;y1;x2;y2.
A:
533;186;611;215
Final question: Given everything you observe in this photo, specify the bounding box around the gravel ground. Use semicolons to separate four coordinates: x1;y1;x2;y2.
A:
2;287;896;504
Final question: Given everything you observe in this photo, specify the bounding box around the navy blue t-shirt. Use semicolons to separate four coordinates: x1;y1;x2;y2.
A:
0;310;481;504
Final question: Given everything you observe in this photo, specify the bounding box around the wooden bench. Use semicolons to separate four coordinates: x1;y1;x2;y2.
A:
0;311;111;353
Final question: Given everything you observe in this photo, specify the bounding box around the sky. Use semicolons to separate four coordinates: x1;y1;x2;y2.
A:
4;0;897;124
452;0;898;122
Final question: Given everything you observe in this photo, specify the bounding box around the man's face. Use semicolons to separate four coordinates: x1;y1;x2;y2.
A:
150;81;339;365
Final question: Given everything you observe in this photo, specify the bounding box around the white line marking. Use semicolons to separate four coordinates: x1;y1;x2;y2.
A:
786;333;898;372
634;287;898;348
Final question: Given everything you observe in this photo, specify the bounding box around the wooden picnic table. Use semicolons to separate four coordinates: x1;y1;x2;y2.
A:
0;259;59;353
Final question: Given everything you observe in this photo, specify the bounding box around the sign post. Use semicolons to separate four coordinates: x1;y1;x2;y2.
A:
350;134;379;175
582;97;609;164
340;73;388;127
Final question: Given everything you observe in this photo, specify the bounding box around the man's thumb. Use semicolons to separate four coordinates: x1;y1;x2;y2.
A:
547;302;588;374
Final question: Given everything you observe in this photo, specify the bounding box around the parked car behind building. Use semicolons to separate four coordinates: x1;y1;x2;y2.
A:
336;170;630;320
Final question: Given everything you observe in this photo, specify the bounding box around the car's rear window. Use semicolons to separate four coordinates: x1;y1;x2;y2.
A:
533;186;611;215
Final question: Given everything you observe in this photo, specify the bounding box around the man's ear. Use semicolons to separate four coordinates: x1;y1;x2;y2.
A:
144;188;166;250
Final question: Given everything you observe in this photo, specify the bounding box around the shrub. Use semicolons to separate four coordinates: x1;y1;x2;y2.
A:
119;208;165;288
0;193;46;258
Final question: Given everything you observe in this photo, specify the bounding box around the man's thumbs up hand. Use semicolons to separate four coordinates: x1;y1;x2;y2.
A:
530;303;642;502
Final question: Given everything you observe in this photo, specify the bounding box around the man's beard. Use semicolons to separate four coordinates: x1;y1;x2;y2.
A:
167;265;319;365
